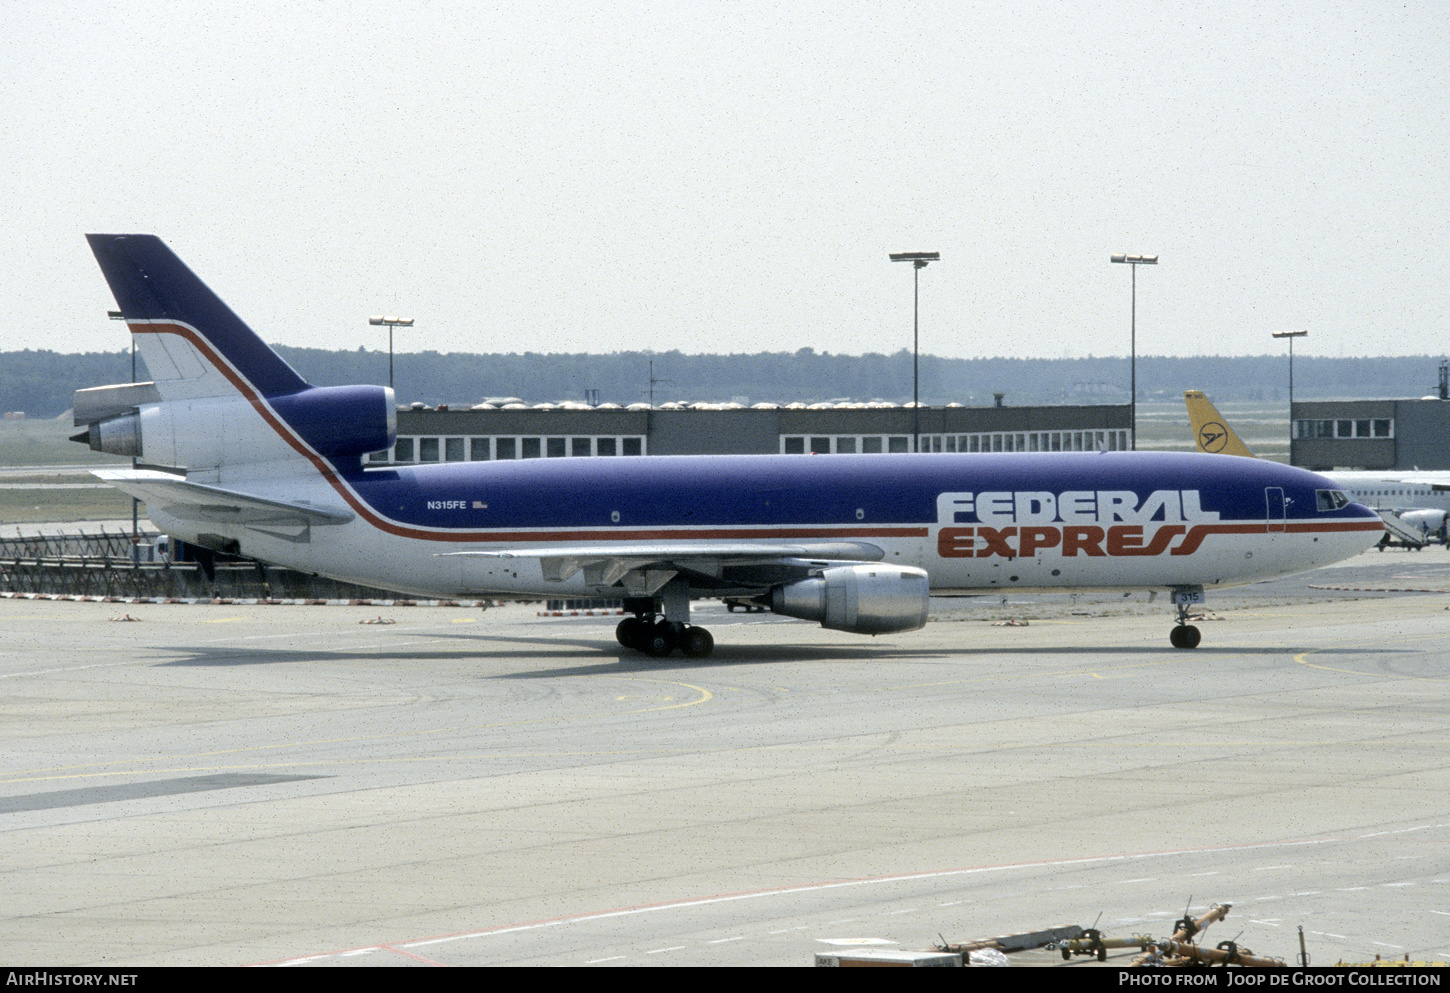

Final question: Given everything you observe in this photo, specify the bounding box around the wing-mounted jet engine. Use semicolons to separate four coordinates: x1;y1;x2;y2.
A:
769;564;930;634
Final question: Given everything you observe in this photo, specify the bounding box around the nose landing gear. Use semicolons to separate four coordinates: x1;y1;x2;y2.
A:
1169;622;1202;649
1169;586;1204;649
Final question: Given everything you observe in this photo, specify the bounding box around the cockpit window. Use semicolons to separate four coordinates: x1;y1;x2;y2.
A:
1316;489;1351;511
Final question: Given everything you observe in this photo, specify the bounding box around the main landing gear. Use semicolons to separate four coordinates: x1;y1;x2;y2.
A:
1169;586;1204;649
616;616;715;658
616;587;715;658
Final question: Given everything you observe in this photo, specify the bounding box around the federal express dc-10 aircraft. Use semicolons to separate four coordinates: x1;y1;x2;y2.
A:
74;235;1384;655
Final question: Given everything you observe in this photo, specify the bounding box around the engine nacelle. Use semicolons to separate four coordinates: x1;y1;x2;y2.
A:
84;410;143;457
1399;508;1448;531
74;384;396;470
770;564;930;634
268;385;396;460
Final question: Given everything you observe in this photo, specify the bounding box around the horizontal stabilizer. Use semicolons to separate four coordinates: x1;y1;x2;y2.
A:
73;382;163;426
92;468;354;527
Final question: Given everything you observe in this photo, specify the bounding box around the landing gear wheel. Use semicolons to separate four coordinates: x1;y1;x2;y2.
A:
1169;624;1201;649
642;620;678;657
616;616;646;649
680;626;714;658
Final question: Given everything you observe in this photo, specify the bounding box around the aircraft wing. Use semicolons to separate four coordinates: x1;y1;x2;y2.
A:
1328;468;1450;494
1364;471;1450;492
442;541;886;591
93;468;355;527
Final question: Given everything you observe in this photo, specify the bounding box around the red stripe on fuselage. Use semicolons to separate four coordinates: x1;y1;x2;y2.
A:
133;322;429;538
422;525;931;544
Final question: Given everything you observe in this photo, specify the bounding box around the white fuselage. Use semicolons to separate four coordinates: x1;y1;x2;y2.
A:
138;459;1381;601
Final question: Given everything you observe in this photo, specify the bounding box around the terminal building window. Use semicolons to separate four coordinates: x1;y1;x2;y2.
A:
780;430;1128;454
1294;419;1392;439
783;435;910;454
375;435;647;463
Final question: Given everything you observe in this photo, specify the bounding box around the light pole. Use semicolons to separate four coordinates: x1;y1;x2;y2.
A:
1273;330;1308;464
889;251;940;452
108;310;140;541
369;315;414;392
1110;254;1157;450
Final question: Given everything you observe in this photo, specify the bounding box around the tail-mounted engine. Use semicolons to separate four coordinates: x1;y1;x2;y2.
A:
72;383;396;472
770;564;930;634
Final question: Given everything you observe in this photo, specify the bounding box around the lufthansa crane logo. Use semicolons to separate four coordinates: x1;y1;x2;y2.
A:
1198;421;1228;453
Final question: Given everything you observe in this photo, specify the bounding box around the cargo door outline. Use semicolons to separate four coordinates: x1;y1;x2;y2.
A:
1265;486;1286;532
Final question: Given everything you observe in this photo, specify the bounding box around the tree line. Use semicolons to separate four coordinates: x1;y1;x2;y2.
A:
2;346;1445;418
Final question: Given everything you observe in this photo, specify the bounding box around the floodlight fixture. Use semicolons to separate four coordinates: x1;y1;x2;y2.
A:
370;316;415;391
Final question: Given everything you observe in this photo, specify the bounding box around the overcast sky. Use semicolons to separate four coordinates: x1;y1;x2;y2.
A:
5;1;1446;361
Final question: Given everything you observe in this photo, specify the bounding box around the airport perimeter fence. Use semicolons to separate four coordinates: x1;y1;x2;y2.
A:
0;528;413;601
0;530;629;607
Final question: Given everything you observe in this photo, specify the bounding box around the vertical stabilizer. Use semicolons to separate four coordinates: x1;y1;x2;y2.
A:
80;235;392;476
86;234;309;401
1184;390;1258;458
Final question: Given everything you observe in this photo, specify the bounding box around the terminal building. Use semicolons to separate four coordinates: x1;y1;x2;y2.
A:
383;400;1133;464
368;395;1450;472
1291;398;1450;471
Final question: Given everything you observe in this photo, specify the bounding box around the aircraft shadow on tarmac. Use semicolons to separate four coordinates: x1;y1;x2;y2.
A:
482;640;1416;679
150;628;1411;674
152;632;925;670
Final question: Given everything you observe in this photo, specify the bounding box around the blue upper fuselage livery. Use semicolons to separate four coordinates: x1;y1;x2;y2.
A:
75;235;1384;655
